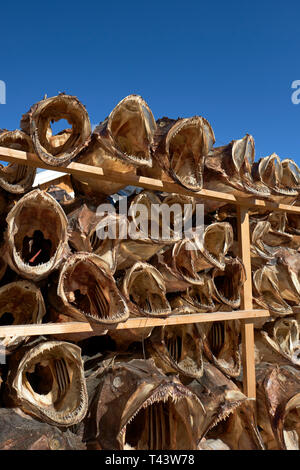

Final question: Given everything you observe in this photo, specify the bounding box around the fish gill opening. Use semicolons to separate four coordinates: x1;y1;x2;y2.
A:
207;322;225;357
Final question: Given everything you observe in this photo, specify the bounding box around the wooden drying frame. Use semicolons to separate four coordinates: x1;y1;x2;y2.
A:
3;145;300;400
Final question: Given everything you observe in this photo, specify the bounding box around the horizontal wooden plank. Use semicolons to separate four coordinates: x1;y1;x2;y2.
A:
1;146;300;213
0;309;270;337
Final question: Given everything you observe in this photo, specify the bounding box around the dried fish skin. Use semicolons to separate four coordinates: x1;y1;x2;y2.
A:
0;408;87;450
5;340;88;427
0;130;36;194
188;362;248;440
4;189;69;281
20;93;91;166
84;358;204;450
146;324;204;379
58;252;129;324
68;201;127;273
204;134;270;198
252;154;298;202
0;280;45;351
122;261;171;318
152;116;215;191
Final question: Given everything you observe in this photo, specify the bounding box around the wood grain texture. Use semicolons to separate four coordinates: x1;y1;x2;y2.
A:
237;206;256;399
1;146;300;212
0;309;269;337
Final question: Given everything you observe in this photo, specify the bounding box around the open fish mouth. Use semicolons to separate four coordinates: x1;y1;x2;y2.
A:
211;257;246;309
281;159;300;189
0;130;36;193
5;189;69;281
122;262;171;318
253;265;294;316
204;134;270;198
199;321;241;377
173;222;233;283
120;383;202;450
84;358;204;450
260;317;300;366
166;117;214;191
255;154;298;196
6;340;88;427
146;325;204;379
273;318;300;363
58;252;129;324
0;280;45;351
97;94;156;167
257;365;300;450
128;190;183;243
188;362;249;442
20;93;91;166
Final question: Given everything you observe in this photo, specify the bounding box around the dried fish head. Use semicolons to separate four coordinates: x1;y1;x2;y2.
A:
253;265;293;316
158;116;215;191
58;252;129;324
256;364;300;450
84;358;204;450
198;321;241;377
0;280;45;351
5;189;69;280
122;262;171;318
146;324;204;379
20;93;91;166
6;340;88;427
188;362;248;440
211;257;246;309
0;130;36;193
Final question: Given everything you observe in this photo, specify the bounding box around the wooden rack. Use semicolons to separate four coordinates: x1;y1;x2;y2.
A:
3;144;299;401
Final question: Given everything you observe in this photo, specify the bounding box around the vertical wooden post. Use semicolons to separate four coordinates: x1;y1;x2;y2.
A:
237;205;256;399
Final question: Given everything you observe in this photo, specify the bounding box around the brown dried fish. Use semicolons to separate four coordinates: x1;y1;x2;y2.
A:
149;116;214;191
256;364;300;450
4;189;69;281
146;324;204;380
189;362;249;443
58;252;129;324
211;257;246;309
5;340;88;427
73;95;156;196
198;321;241;377
0;130;36;193
83;358;204;450
0;408;87;450
20;93;91;166
122;261;171;318
0;280;45;352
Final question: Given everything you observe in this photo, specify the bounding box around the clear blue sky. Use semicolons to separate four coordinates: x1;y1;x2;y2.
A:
1;0;300;165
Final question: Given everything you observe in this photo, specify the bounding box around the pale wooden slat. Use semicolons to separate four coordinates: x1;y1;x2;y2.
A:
237;206;256;399
0;309;269;338
1;146;300;213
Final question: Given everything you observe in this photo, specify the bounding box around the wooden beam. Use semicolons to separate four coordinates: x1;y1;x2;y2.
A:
1;146;300;213
0;309;269;338
237;206;257;399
